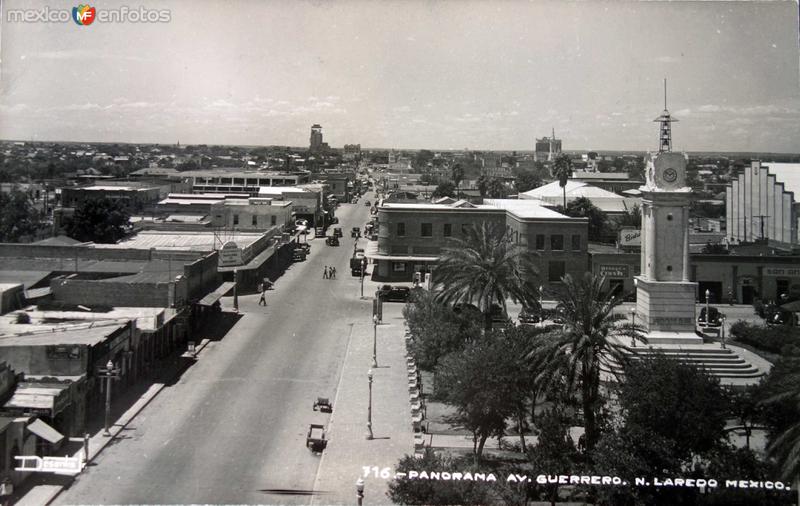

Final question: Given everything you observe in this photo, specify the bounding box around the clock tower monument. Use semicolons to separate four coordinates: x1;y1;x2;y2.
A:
635;82;702;343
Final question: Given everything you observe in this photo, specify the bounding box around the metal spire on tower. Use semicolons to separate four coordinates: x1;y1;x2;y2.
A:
653;78;678;152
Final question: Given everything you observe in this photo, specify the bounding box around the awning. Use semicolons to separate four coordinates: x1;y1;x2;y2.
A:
27;418;64;445
196;281;236;306
4;385;70;414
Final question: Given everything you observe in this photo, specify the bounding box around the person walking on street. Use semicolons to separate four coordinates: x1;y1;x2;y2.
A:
258;283;267;306
331;266;336;279
323;266;329;279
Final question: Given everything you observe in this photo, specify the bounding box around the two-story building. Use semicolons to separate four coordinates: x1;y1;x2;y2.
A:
370;198;589;290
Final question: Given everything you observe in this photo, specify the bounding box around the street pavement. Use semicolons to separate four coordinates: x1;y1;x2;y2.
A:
40;192;418;505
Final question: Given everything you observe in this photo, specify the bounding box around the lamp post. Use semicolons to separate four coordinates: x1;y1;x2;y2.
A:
0;477;12;506
366;368;374;440
704;289;711;328
629;307;637;347
538;285;544;328
372;315;378;368
721;315;727;349
360;258;367;298
97;360;121;436
356;478;365;506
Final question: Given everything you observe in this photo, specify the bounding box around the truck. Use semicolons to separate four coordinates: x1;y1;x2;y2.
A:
350;250;366;276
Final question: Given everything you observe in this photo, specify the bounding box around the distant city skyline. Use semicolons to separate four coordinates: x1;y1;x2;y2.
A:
1;0;798;153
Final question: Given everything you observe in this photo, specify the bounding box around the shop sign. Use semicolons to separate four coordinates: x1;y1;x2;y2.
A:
219;241;243;267
764;267;800;278
599;265;629;278
619;228;641;247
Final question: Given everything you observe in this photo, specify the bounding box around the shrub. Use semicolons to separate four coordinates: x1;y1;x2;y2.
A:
15;312;30;324
730;321;800;354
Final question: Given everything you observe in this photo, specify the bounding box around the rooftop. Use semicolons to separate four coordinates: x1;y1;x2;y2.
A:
483;199;573;219
94;230;265;251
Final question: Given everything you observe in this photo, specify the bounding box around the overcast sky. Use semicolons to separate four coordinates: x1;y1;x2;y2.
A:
1;0;798;152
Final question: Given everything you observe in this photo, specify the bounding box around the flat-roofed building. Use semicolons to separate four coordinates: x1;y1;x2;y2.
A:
61;184;162;212
210;198;293;232
181;170;311;196
371;198;588;287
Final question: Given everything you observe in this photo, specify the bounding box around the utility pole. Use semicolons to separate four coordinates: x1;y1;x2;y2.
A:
97;360;121;436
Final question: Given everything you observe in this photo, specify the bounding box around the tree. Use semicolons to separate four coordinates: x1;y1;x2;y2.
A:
65;198;131;243
388;450;489;505
627;157;646;181
402;289;482;370
552;154;573;208
476;176;509;198
618;354;729;461
528;273;641;454
617;203;642;229
513;169;542;193
451;164;464;198
760;351;800;484
434;221;539;330
555;197;609;242
431;181;456;199
434;335;520;462
0;189;45;242
527;408;580;506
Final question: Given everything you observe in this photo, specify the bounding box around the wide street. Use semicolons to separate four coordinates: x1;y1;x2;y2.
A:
56;197;375;505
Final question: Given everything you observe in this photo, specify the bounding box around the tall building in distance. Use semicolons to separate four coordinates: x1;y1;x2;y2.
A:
309;124;327;154
534;128;562;162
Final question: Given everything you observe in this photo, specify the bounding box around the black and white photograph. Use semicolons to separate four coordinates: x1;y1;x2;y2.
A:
0;1;799;505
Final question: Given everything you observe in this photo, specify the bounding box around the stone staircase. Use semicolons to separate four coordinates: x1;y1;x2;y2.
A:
605;345;766;384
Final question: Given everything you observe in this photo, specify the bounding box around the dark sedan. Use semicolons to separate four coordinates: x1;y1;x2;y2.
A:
378;285;410;302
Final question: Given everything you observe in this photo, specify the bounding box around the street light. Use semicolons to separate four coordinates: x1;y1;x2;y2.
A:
372;314;378;368
97;360;121;436
356;478;365;506
704;289;711;328
360;258;367;298
538;285;544;328
721;315;727;349
366;368;374;440
0;477;12;506
629;308;637;347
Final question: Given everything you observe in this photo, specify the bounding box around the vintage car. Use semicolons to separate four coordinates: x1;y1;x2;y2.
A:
326;236;340;246
377;285;410;302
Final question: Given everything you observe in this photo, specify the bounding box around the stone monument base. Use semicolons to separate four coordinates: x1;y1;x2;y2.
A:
641;330;703;346
635;277;698;334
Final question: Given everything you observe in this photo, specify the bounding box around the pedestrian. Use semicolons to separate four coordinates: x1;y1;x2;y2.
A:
323;266;329;279
258;283;267;306
331;266;336;279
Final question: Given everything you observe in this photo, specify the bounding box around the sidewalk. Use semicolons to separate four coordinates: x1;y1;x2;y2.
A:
14;339;213;506
310;301;415;506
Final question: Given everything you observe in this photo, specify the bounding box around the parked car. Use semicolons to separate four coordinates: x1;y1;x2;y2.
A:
333;227;343;238
519;306;541;325
364;200;371;207
315;227;325;238
697;306;722;327
292;249;307;262
490;303;510;327
325;236;340;246
351;227;361;238
378;285;410;302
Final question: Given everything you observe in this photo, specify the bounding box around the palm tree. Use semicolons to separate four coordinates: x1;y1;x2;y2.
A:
433;221;539;330
553;154;573;208
451;164;464;199
761;356;800;491
528;272;643;454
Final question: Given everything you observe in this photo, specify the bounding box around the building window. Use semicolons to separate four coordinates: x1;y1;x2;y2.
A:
421;223;432;237
233;178;245;185
548;261;566;282
233;214;239;226
443;224;452;237
271;215;277;226
551;235;564;251
252;215;258;226
397;223;405;237
571;234;581;251
535;234;545;250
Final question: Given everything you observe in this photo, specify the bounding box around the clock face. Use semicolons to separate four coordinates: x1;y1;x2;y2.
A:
663;168;678;183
